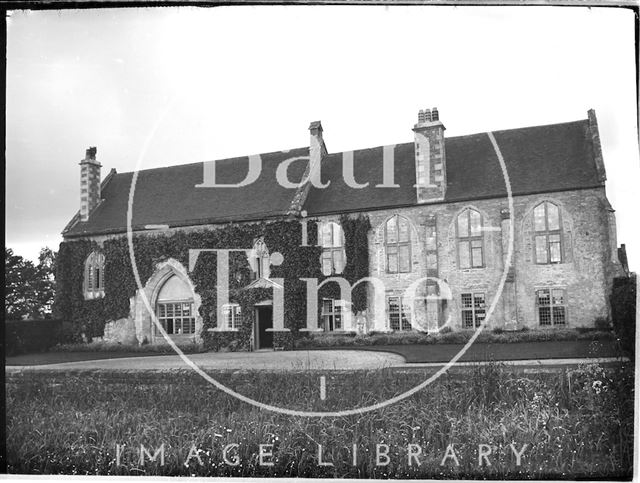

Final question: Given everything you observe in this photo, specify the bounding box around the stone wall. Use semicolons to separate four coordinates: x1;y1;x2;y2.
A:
68;186;622;345
98;258;204;346
312;186;621;332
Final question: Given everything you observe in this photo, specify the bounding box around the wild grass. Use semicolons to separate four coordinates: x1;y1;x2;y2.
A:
5;360;633;478
295;328;614;348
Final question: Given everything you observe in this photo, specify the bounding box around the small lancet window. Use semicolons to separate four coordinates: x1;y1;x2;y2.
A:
84;251;105;299
250;238;271;279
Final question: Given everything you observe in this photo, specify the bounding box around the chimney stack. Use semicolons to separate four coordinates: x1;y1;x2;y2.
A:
287;121;328;216
308;120;328;176
413;106;446;203
79;146;102;221
309;121;327;155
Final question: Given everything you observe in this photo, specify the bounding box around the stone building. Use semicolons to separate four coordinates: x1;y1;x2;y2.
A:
59;108;627;349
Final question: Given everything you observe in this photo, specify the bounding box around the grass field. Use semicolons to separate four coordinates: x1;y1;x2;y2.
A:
5;361;634;478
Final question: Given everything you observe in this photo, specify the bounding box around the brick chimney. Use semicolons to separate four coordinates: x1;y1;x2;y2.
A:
79;146;102;221
413;107;446;203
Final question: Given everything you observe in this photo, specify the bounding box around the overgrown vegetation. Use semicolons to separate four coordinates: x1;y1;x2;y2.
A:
610;274;636;361
296;328;615;348
4;319;63;356
5;247;56;320
53;216;371;349
5;362;633;478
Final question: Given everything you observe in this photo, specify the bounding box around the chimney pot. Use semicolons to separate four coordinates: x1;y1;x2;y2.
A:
86;146;97;160
412;106;447;203
418;110;425;123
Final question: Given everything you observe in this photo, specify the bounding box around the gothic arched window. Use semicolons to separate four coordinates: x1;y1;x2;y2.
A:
320;221;346;276
250;238;271;279
155;274;196;335
533;201;562;264
83;251;105;299
385;215;412;273
457;208;484;269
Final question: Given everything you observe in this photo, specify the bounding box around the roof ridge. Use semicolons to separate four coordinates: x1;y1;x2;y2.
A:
321;118;588;157
113;146;309;176
109;118;588;175
445;118;588;142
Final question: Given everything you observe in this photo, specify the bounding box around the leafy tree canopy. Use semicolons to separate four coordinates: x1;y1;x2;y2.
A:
5;247;57;320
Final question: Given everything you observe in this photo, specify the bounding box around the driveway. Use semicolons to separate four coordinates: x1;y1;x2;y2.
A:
6;349;405;372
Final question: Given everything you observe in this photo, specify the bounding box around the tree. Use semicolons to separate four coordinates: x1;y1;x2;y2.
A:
35;247;57;316
5;247;57;320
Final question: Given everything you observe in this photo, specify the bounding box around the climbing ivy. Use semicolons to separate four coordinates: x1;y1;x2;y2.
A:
53;215;371;349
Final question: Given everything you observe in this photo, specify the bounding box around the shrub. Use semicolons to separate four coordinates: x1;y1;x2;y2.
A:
294;326;614;349
594;317;611;330
436;331;471;344
5;319;64;356
50;340;206;354
610;275;636;361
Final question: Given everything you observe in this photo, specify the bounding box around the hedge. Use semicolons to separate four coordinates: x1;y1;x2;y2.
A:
295;328;615;349
5;319;64;356
610;275;636;361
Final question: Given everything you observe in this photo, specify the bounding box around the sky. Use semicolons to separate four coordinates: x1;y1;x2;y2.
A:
6;6;639;270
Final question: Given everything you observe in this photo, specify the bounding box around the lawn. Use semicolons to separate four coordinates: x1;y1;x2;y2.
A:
5;340;619;367
5;361;634;478
312;339;620;363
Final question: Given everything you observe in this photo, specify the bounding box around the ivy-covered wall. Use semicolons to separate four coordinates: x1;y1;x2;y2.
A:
54;216;371;350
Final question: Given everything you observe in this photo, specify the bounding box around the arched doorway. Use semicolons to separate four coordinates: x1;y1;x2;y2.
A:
155;274;197;338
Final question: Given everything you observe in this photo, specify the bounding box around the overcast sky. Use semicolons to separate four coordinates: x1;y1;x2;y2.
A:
6;6;639;270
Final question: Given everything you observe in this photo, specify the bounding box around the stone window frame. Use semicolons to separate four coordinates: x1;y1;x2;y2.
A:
250;238;271;280
320;298;347;332
535;287;567;326
319;221;346;276
533;201;563;264
460;292;486;329
143;258;202;343
387;294;412;331
156;299;197;335
384;214;413;274
83;251;105;300
222;303;242;330
456;208;485;269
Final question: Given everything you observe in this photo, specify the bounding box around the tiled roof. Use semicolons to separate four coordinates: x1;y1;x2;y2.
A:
63;118;602;237
64;147;310;237
304;119;601;215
